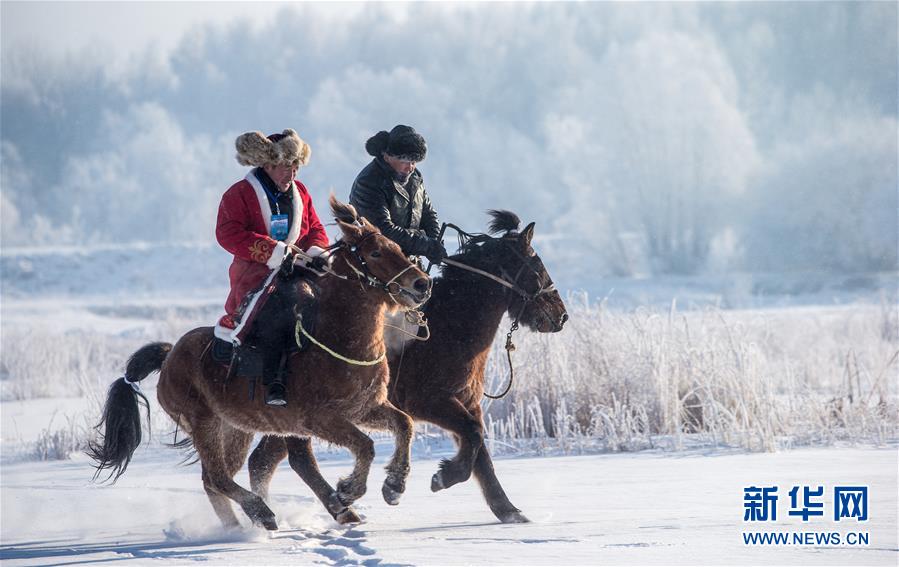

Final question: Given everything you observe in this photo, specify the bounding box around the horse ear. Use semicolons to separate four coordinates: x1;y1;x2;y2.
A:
519;222;535;247
358;216;378;233
329;193;359;225
337;219;363;242
330;193;364;240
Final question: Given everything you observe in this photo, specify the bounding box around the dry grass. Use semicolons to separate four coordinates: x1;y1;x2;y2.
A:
3;297;896;460
482;296;899;453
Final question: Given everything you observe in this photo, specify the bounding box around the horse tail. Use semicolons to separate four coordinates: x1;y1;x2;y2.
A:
88;342;172;483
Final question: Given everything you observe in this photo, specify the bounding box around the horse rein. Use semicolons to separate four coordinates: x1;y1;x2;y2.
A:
287;231;430;366
289;237;431;306
436;227;557;399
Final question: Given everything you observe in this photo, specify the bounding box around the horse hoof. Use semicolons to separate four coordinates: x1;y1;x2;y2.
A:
335;508;362;524
325;491;361;524
430;471;445;492
382;482;403;506
499;510;530;524
256;515;279;531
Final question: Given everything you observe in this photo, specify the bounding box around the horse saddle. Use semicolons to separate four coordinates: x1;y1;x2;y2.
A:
210;273;321;377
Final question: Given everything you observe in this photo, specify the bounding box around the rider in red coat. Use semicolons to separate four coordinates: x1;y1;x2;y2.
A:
214;128;329;405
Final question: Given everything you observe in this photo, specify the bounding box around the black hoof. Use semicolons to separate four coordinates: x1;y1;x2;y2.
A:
382;482;403;505
335;508;362;524
498;510;530;524
244;499;278;530
254;514;279;531
430;471;445;492
326;491;362;524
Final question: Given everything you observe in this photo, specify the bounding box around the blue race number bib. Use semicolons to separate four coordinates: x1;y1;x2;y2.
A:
270;214;289;241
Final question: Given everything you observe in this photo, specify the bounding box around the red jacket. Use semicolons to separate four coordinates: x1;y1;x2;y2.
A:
216;171;329;320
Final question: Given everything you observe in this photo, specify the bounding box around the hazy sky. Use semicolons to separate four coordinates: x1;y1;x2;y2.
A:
2;2;276;58
1;1;896;282
1;1;410;61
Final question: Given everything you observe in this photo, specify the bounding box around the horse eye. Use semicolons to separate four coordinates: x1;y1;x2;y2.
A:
370;250;382;258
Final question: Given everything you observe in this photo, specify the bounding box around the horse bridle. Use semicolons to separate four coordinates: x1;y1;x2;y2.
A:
438;228;557;399
287;228;431;367
441;237;556;304
291;232;430;306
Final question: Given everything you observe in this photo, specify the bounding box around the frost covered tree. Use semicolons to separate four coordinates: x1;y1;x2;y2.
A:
743;108;898;273
547;30;759;275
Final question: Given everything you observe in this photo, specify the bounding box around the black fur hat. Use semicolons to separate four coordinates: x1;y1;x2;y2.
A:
365;125;427;162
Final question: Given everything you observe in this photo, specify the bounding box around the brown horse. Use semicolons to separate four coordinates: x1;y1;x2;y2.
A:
248;210;568;524
89;197;431;530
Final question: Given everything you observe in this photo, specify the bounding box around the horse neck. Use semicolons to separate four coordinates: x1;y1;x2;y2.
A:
428;273;509;354
316;276;387;353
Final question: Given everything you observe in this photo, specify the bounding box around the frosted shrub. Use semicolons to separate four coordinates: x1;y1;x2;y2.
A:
17;413;92;461
483;297;899;454
6;294;897;460
31;422;89;461
0;311;203;402
0;327;144;401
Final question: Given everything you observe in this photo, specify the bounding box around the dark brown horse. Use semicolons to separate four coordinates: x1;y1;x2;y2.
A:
89;197;431;530
248;210;568;524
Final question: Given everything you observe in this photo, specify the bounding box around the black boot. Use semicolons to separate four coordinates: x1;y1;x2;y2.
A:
265;381;287;406
264;351;289;407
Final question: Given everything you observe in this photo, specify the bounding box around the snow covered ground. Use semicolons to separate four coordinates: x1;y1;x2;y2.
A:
1;441;896;565
1;244;896;564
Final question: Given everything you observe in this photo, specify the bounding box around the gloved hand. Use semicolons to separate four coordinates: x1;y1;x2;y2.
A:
297;246;331;276
424;238;447;264
278;252;295;280
308;255;329;274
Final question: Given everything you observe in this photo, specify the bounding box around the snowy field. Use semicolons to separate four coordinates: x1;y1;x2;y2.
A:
1;443;896;566
1;245;897;565
3;1;897;564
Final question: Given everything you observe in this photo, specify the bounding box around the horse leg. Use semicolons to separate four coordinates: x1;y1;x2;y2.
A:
360;403;413;506
306;416;375;506
191;418;278;530
248;435;362;524
221;423;254;477
202;464;241;529
285;437;362;524
248;435;288;502
221;423;254;504
412;397;484;492
473;445;529;523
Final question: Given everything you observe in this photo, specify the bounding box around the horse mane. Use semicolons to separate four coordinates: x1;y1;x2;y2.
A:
441;209;523;280
486;210;521;235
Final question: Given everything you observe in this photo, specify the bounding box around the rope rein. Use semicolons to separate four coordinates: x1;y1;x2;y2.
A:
286;237;431;365
483;302;525;399
295;315;386;366
384;308;431;341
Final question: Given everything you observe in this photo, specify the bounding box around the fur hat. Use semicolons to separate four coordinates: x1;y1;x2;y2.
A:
365;125;427;162
235;129;311;168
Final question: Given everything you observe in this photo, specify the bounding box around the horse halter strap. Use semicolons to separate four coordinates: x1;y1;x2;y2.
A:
440;230;555;400
341;232;391;290
293;235;430;333
441;250;555;303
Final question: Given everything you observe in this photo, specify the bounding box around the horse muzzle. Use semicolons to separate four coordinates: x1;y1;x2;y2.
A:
388;275;432;308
